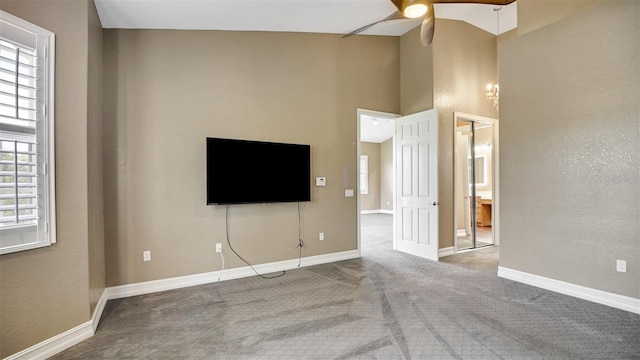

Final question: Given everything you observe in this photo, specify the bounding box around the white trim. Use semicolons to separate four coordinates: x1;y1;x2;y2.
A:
4;321;93;360
5;289;108;359
498;266;640;314
46;29;56;245
106;250;360;300
0;10;56;252
359;154;369;195
91;290;108;333
360;209;394;215
438;246;455;258
5;251;360;359
360;209;393;215
360;209;381;214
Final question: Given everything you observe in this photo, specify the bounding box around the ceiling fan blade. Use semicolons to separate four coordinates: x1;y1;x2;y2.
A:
420;4;435;46
343;11;406;38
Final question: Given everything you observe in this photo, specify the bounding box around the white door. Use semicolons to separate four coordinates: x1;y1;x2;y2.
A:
395;109;439;261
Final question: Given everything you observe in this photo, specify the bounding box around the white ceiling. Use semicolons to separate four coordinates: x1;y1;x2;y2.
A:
95;0;517;36
360;114;395;143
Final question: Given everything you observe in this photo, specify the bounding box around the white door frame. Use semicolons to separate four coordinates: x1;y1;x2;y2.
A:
453;112;500;251
356;108;400;255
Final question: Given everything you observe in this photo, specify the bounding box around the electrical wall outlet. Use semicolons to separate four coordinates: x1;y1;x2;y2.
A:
616;260;626;273
216;243;222;253
143;250;151;262
319;232;325;241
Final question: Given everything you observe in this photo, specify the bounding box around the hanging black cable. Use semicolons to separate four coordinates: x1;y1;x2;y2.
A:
225;205;285;279
296;202;304;267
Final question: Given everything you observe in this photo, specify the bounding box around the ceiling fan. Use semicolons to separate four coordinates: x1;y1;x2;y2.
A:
343;0;516;46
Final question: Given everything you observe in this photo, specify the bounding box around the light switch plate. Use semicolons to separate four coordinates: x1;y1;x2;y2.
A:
315;177;327;187
345;189;354;197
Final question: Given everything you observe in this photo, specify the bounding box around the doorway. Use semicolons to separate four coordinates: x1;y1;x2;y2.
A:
454;112;498;252
358;109;440;262
357;109;398;256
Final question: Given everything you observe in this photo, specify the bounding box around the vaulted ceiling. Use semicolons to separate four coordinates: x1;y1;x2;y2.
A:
95;0;517;36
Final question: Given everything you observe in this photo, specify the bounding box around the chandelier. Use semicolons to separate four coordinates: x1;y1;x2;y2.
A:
486;83;499;109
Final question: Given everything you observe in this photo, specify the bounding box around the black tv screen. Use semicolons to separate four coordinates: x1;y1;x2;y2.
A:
206;137;311;205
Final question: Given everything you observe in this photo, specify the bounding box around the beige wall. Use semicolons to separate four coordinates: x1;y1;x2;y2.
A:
6;2;637;357
0;0;96;357
87;0;105;313
103;30;400;286
400;26;433;115
517;0;606;36
432;19;498;249
499;1;639;298
380;138;393;211
361;142;381;211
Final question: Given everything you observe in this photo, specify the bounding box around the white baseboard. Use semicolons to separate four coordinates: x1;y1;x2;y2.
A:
456;229;467;236
91;289;108;333
5;251;359;360
4;321;94;360
6;287;108;360
498;266;640;314
106;250;360;300
4;289;107;360
360;209;393;215
439;246;455;258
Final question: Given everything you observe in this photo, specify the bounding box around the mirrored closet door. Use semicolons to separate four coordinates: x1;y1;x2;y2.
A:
455;120;494;251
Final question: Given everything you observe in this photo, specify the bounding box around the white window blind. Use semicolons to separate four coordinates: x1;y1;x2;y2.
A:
0;40;38;132
0;11;55;255
0;138;38;226
360;155;368;195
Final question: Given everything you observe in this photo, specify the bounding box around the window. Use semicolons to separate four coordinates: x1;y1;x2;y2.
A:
359;155;368;195
0;11;55;255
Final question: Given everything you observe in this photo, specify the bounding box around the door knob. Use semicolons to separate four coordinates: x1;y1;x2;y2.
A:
432;201;439;206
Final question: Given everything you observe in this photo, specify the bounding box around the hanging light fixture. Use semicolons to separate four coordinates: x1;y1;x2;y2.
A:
403;0;428;18
392;0;428;19
486;6;502;110
486;83;499;109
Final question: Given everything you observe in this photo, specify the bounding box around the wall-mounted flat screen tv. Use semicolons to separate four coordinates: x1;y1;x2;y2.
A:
207;137;311;205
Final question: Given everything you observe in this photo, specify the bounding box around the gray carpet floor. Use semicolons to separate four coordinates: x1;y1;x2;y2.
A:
52;214;640;359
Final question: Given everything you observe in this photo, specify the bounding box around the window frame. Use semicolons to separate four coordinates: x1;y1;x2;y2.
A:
359;155;369;195
0;10;56;255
